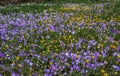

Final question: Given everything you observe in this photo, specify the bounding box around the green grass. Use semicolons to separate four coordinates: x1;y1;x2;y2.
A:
0;3;60;14
0;0;119;14
50;0;114;4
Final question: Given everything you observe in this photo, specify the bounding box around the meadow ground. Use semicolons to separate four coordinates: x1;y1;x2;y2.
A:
0;0;120;76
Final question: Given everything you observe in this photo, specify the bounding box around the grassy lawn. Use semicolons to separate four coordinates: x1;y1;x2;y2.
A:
0;0;119;14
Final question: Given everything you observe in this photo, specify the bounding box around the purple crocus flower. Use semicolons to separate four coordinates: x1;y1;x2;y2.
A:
53;72;57;75
0;52;4;58
89;40;96;46
29;62;33;66
71;30;75;35
87;63;93;69
0;29;7;35
118;58;120;62
45;69;50;73
76;38;83;49
87;45;91;51
112;65;120;71
102;24;107;30
11;72;20;76
76;66;80;71
111;30;117;33
44;74;49;76
63;72;67;76
81;69;88;74
50;26;55;31
117;46;120;51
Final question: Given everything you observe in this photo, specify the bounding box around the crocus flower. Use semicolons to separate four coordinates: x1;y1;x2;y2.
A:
112;65;120;71
0;52;4;57
117;46;120;51
11;72;20;76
